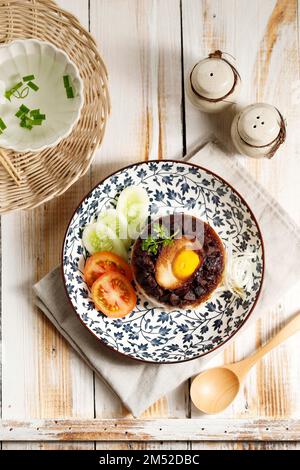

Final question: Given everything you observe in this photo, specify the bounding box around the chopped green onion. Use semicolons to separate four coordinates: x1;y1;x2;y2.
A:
27;81;39;92
66;87;74;99
14;82;23;90
16;104;30;118
23;117;34;127
19;87;29;99
63;75;70;88
0;118;7;131
19;105;30;114
31;119;43;126
28;111;46;120
23;74;35;82
5;75;38;101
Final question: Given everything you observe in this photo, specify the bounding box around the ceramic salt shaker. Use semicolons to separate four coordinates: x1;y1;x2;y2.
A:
187;50;241;113
231;103;286;159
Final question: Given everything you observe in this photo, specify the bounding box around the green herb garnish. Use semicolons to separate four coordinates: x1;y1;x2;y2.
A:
20;104;30;114
16;105;46;130
30;109;40;117
0;118;7;131
15;109;24;118
34;114;46;120
19;88;30;99
5;82;23;101
63;75;70;88
141;224;178;255
66;87;74;98
4;75;39;101
63;75;75;99
31;119;43;126
20;119;32;130
28;109;45;120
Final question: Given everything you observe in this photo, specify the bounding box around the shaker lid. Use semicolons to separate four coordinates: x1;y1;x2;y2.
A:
191;58;235;99
237;103;281;147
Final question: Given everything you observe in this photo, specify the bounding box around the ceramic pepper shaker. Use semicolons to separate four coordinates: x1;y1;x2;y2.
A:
187;50;241;113
231;103;286;159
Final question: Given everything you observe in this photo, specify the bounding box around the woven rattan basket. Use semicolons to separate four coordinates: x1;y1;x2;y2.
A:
0;0;110;213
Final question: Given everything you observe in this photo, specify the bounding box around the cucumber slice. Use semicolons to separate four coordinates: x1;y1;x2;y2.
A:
82;223;127;260
97;209;131;249
116;186;150;240
96;222;128;260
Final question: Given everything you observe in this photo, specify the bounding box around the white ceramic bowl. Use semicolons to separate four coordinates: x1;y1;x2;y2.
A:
0;39;84;152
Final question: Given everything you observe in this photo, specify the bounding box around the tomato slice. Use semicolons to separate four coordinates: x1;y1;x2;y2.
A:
84;252;133;288
91;272;137;318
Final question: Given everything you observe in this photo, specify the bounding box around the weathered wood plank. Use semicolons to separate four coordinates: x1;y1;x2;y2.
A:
182;0;300;438
1;419;300;442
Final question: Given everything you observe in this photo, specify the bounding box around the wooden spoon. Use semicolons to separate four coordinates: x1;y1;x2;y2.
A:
0;148;22;186
190;312;300;414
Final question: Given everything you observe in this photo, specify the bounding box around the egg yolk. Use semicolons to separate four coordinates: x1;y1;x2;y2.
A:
172;249;201;281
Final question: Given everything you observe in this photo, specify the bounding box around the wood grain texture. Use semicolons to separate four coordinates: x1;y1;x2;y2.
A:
89;0;188;450
89;0;188;420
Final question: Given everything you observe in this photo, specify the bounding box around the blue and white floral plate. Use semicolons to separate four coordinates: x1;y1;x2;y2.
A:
62;161;264;363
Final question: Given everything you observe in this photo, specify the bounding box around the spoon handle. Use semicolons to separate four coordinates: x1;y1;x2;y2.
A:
233;312;300;376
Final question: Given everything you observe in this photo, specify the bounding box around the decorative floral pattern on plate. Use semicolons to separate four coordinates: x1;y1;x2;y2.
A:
63;161;264;363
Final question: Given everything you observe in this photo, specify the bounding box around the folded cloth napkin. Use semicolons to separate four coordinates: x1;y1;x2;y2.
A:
34;142;300;417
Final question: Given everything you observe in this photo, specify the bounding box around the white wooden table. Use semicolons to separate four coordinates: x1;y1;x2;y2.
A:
1;0;300;450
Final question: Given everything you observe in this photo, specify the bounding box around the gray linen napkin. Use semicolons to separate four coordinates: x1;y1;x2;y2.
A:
34;142;300;417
